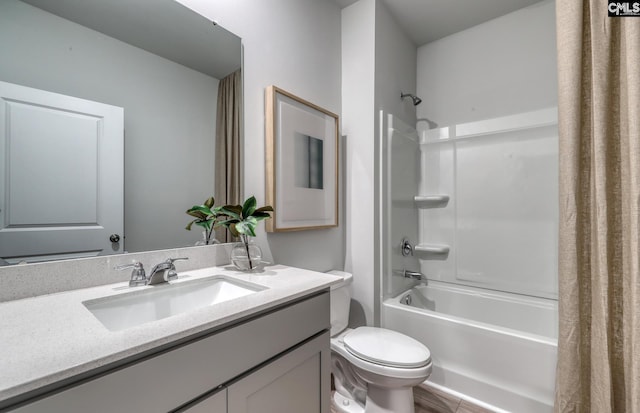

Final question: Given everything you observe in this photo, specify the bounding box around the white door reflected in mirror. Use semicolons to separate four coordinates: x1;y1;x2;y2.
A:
0;81;124;264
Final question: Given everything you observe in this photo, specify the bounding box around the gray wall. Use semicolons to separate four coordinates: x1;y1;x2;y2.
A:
416;0;557;127
2;0;347;283
342;0;376;325
0;0;220;253
341;0;418;326
374;0;418;323
181;0;345;273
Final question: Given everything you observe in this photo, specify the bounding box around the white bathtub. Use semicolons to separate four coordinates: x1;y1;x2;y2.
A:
382;281;557;412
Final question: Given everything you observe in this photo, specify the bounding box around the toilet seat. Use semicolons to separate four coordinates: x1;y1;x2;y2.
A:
343;327;431;368
331;328;432;381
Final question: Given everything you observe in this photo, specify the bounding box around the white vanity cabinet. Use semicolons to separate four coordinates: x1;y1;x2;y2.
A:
11;292;330;413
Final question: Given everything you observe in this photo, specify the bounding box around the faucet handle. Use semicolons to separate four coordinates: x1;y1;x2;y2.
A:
166;257;188;281
401;238;414;257
167;257;189;265
115;262;142;270
115;262;147;287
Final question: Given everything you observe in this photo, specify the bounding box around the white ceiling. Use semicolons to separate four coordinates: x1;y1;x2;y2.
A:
22;0;241;79
334;0;546;46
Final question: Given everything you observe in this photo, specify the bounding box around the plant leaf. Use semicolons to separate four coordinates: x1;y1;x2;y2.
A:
216;218;239;228
235;221;256;236
186;220;195;231
195;220;212;230
190;205;214;216
238;217;257;237
229;223;239;237
242;196;257;219
204;196;215;209
224;204;242;213
234;221;247;235
255;206;274;213
252;212;271;220
186;209;207;220
221;205;242;219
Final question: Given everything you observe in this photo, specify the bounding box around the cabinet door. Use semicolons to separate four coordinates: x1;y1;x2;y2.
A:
228;332;330;413
179;388;226;413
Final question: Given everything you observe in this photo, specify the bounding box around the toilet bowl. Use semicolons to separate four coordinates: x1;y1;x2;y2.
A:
327;271;432;413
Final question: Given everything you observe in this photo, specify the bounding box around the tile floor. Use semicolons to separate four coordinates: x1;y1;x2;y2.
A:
330;384;495;413
413;384;494;413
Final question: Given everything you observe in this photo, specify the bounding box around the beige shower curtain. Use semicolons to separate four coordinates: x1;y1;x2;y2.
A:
555;1;640;412
214;69;242;243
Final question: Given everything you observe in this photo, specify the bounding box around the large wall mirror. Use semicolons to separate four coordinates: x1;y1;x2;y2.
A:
0;0;242;264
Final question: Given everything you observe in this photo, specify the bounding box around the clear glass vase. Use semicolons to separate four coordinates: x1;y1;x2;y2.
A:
230;238;262;271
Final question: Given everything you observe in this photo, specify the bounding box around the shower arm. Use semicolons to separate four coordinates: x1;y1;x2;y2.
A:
400;92;422;106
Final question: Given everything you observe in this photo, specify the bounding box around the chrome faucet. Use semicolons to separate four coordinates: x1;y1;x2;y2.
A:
115;257;188;286
392;268;427;283
147;257;189;285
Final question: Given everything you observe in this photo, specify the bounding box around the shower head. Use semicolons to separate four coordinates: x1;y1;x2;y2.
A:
401;92;422;106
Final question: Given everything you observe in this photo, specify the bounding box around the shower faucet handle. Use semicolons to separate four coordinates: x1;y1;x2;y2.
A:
401;238;414;256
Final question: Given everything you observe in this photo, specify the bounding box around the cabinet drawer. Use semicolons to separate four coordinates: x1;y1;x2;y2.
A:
14;292;329;413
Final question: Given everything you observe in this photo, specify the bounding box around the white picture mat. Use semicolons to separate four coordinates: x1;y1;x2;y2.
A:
275;94;336;229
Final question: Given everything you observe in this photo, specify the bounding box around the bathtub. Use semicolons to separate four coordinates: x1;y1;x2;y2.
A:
382;281;557;413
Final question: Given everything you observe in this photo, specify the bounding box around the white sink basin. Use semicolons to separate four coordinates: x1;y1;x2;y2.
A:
84;276;265;331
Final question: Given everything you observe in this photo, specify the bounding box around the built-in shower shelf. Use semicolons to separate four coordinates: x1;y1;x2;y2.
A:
415;244;450;259
414;195;449;208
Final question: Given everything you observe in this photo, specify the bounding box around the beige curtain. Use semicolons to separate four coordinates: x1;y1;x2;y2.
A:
214;69;242;243
555;1;640;412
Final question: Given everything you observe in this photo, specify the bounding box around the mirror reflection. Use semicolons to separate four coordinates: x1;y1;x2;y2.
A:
0;0;242;264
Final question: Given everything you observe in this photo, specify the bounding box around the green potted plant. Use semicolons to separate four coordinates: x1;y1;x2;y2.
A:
185;196;221;245
218;196;273;271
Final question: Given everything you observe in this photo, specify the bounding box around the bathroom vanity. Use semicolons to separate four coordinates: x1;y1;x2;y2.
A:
0;264;340;412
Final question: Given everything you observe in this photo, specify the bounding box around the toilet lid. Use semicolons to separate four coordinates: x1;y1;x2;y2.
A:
343;327;431;368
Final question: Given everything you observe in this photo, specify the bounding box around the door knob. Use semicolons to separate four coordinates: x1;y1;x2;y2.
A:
109;234;121;243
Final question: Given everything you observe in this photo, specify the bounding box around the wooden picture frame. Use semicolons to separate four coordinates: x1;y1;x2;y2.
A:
265;86;339;232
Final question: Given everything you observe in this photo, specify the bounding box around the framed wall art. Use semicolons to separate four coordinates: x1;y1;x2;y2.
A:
265;86;339;232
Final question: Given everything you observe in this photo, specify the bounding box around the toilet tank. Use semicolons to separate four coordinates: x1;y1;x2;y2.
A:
326;270;353;336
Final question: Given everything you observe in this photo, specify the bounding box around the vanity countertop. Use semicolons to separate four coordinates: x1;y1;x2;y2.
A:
0;264;341;407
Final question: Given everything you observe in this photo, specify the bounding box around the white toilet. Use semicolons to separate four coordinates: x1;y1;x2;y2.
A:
328;270;432;413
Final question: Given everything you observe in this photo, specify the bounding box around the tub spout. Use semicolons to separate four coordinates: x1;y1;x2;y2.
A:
393;269;427;281
403;270;424;280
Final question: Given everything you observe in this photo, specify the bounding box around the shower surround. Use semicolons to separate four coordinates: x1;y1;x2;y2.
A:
376;3;558;410
380;109;558;412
